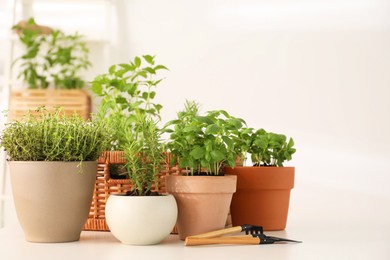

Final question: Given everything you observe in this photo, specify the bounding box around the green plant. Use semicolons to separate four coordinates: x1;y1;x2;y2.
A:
47;31;91;89
122;113;164;196
12;18;49;89
91;55;168;149
248;129;296;167
12;18;91;89
0;108;111;161
164;101;246;175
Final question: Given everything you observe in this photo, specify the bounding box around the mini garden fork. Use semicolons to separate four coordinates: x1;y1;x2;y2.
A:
185;225;301;246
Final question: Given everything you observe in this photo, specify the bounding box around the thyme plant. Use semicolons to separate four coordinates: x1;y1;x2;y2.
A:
0;108;110;161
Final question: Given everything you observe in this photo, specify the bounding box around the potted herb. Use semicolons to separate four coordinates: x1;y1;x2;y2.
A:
10;18;91;120
164;101;245;240
225;128;296;230
105;113;177;245
0;108;110;242
88;55;175;236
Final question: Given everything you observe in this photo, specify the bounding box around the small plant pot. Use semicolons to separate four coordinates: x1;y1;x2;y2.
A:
225;166;294;231
9;161;97;243
166;175;237;240
105;194;178;245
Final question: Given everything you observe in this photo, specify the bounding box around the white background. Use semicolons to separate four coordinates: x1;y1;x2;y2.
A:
109;0;390;198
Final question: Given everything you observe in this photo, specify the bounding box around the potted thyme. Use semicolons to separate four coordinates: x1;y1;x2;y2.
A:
164;101;245;240
10;18;91;120
225;128;296;230
0;108;110;243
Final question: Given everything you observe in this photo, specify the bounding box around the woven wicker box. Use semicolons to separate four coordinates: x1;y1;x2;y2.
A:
9;89;91;120
83;151;185;231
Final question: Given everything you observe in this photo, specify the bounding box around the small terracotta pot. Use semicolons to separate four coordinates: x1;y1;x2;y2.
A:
166;175;237;240
225;166;294;230
9;161;97;242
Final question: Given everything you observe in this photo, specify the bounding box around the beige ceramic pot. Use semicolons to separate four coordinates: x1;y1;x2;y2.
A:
9;161;97;243
225;166;294;230
165;175;237;240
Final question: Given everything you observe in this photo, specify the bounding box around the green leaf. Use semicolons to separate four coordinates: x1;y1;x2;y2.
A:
153;103;162;112
195;116;213;124
149;91;156;99
222;136;234;149
134;56;141;67
211;150;225;161
190;146;205;160
183;126;199;132
287;138;295;149
154;65;168;71
227;118;243;129
143;55;155;65
119;63;133;71
142;92;148;100
144;67;156;74
115;96;127;104
91;82;102;95
205;124;219;135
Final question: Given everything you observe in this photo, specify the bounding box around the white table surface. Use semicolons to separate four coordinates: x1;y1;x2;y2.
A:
1;182;390;260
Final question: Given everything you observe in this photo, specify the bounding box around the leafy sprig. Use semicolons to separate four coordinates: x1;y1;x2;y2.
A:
91;55;168;149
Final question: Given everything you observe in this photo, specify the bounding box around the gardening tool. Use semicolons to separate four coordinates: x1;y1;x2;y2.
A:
185;225;302;246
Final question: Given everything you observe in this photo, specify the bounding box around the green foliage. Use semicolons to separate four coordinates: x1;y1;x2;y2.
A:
164;101;246;175
247;128;296;167
12;18;91;89
0;108;111;161
91;55;168;149
122;113;164;196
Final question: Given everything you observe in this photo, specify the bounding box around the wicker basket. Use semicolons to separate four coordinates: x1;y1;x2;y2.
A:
9;89;91;121
83;151;185;231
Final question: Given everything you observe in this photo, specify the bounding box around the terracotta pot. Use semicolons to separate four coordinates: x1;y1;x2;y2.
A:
9;161;97;242
225;166;294;231
105;194;178;245
165;175;237;240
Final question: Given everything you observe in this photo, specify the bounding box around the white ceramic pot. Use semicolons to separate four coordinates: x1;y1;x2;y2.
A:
105;194;178;245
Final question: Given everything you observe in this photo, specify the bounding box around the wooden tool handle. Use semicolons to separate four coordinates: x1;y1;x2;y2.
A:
185;236;260;246
189;226;243;238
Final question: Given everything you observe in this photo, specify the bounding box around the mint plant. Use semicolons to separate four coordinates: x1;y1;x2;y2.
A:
248;129;296;167
164;101;246;175
91;55;168;149
0;108;110;161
